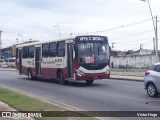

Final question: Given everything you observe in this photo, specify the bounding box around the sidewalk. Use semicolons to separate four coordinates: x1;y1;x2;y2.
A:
110;69;144;81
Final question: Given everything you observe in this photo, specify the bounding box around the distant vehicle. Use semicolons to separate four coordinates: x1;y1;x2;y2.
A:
6;57;16;68
0;59;8;68
16;35;110;84
144;63;160;97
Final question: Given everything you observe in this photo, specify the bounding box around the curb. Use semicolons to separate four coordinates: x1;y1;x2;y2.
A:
0;68;16;71
110;75;144;82
110;77;143;82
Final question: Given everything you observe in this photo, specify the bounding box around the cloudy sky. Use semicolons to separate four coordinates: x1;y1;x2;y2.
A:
0;0;160;50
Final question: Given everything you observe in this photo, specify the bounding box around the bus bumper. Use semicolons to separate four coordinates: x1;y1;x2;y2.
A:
75;73;110;81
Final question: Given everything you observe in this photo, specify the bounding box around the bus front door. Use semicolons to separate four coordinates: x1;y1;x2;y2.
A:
35;47;41;76
19;49;22;75
67;43;73;79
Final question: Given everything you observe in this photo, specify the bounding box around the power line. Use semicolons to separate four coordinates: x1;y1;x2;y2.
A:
70;18;152;36
143;41;152;45
114;37;152;44
110;29;154;41
110;28;159;42
124;40;153;50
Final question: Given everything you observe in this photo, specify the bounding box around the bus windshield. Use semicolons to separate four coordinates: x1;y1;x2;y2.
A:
77;42;110;63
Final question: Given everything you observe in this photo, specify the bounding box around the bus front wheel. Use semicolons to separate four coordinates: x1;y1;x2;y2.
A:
86;80;94;84
58;71;68;85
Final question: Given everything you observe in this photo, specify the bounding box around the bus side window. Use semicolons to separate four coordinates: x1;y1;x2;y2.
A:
57;41;65;57
42;43;49;58
23;47;28;58
49;42;57;57
28;46;34;58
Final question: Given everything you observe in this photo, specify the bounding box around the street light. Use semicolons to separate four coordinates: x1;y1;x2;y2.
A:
17;34;24;43
53;24;61;38
141;0;155;31
141;0;159;62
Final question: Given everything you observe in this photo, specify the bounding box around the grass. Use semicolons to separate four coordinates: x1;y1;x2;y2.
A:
0;87;97;120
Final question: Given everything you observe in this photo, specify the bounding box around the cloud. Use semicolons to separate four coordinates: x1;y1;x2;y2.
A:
0;0;160;50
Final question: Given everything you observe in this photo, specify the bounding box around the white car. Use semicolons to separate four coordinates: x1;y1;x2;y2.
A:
144;63;160;97
0;59;8;68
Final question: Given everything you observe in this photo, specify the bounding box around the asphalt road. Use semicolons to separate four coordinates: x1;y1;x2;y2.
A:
0;71;160;116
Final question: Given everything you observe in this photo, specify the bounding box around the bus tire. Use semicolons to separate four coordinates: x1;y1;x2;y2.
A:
58;71;68;85
28;69;34;80
86;80;94;84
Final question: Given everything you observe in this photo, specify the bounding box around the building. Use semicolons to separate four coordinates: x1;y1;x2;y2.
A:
1;46;13;59
111;49;158;68
111;49;155;57
0;40;38;59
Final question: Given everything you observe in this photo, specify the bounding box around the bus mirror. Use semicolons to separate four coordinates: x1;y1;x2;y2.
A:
79;58;81;62
109;46;111;54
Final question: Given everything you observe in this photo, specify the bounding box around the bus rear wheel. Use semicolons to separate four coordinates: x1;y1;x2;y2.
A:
58;71;68;85
86;80;94;84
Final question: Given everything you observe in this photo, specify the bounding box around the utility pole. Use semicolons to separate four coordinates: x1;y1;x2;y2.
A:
153;38;155;52
0;30;2;58
155;15;159;62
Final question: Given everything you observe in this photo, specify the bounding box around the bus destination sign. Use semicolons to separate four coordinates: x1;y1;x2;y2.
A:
78;36;105;42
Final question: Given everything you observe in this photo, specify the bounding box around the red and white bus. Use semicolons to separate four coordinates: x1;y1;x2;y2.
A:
16;35;110;84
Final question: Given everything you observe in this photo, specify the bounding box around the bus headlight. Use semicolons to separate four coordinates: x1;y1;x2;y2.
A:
76;69;85;76
105;69;110;74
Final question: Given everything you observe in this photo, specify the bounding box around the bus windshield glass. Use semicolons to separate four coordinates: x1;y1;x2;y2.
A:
75;36;110;64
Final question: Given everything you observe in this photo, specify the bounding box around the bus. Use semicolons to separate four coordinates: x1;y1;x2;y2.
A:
16;35;110;84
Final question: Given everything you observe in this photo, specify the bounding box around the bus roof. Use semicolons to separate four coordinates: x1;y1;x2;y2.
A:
16;36;76;48
16;35;108;48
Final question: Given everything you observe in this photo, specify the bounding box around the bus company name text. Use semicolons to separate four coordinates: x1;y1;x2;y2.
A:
27;60;34;66
42;59;62;64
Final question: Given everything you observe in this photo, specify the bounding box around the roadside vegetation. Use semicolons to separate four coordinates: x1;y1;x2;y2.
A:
0;87;97;120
